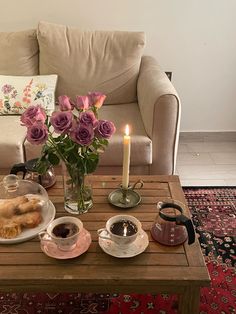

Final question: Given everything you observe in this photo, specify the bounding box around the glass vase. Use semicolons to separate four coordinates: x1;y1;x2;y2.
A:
62;165;93;215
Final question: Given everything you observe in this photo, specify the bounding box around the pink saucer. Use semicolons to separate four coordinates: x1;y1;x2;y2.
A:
40;228;91;259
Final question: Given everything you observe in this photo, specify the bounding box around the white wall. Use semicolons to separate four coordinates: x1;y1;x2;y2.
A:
0;0;235;131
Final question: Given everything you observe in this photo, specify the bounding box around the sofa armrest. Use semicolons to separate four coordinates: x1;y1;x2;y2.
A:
137;56;181;174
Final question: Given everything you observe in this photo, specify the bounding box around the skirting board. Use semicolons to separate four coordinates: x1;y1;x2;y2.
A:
180;131;236;142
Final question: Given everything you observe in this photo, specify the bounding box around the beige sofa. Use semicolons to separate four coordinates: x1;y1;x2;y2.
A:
0;21;180;175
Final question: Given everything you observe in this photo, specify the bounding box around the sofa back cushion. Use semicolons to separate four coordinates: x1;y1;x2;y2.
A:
37;21;145;104
0;30;39;75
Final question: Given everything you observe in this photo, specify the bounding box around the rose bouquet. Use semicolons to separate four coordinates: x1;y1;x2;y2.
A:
21;92;116;214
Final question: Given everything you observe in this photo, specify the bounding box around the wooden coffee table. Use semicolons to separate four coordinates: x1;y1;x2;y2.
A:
0;173;210;314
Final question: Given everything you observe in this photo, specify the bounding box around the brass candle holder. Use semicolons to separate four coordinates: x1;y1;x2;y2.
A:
108;179;143;208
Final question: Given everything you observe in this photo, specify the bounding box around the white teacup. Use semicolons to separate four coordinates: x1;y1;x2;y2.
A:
39;216;83;251
97;214;142;247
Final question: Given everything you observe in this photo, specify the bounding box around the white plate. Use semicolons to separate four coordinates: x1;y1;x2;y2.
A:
0;200;56;244
99;229;149;258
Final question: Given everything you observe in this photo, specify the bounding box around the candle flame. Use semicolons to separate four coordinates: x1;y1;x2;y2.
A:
125;124;129;136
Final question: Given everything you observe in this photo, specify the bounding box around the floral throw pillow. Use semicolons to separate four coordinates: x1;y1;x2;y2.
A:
0;75;58;115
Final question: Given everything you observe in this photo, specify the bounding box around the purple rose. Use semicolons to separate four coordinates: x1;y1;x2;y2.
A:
21;105;46;127
75;95;89;110
88;92;106;108
70;123;94;146
26;123;48;145
50;111;73;134
79;111;97;127
96;120;116;139
58;95;74;111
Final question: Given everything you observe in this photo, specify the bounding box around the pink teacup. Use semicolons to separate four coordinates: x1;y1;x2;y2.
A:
39;216;83;251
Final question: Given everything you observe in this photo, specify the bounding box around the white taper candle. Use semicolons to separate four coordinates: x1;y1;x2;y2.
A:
122;124;131;189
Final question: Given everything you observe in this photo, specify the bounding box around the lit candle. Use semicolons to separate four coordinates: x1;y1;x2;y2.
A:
122;124;131;189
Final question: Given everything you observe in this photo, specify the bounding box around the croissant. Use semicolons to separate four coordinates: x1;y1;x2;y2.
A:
17;199;42;214
12;211;42;228
0;196;28;218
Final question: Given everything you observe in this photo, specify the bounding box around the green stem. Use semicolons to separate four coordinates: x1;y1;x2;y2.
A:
47;134;67;164
65;163;86;212
78;174;85;210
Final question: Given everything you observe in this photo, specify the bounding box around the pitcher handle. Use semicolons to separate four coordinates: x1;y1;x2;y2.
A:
10;163;27;179
176;215;195;245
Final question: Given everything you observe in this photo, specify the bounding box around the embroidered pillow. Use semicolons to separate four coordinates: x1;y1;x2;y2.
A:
0;75;58;115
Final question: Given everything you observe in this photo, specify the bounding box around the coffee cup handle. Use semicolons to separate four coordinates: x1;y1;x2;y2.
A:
38;231;52;243
97;228;111;240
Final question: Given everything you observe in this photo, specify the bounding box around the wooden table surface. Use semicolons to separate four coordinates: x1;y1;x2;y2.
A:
0;173;210;314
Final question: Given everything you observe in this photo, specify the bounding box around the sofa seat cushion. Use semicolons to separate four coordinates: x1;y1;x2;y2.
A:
0;116;26;168
37;21;145;104
24;102;152;167
0;29;39;75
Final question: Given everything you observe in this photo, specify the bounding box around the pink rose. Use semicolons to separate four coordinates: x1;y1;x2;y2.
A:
58;95;74;111
21;105;46;127
79;111;97;127
50;111;73;134
95;120;116;139
26;123;48;145
70;123;94;146
75;96;90;110
88;92;106;108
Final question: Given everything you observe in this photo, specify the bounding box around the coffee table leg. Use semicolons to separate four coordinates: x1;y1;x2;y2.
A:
178;287;200;314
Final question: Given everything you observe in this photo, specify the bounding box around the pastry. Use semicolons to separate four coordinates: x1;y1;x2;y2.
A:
12;211;42;228
0;196;43;239
0;218;22;239
0;196;28;218
17;199;42;214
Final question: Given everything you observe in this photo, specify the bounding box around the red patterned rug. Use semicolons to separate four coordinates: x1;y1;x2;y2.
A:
0;187;235;314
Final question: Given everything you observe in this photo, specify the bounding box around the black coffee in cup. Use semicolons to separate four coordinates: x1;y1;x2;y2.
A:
52;223;79;238
110;219;137;236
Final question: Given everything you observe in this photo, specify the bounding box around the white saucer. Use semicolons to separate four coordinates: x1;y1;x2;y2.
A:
98;229;149;258
40;228;91;259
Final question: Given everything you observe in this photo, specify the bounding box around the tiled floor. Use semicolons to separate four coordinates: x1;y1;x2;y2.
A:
176;132;236;186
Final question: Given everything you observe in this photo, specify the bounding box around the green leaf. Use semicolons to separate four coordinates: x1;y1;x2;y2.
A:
48;152;60;165
88;153;99;160
86;155;99;173
67;154;80;165
35;160;50;175
53;136;63;143
92;142;100;149
98;138;108;146
65;145;76;152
